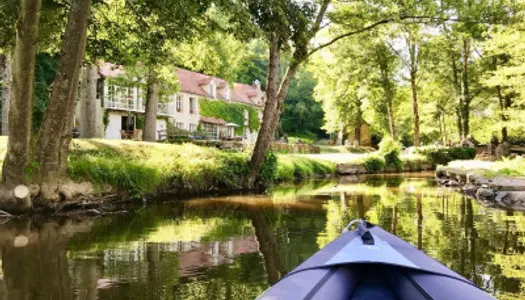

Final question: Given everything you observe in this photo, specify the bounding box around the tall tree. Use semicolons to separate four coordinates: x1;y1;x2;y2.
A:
245;0;331;187
389;25;425;146
35;0;92;201
2;0;42;190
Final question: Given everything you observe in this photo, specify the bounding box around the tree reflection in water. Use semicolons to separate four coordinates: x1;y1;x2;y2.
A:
0;175;523;299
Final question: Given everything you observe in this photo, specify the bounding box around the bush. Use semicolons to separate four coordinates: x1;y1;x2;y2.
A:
415;146;476;167
258;151;278;185
363;155;385;172
378;137;403;171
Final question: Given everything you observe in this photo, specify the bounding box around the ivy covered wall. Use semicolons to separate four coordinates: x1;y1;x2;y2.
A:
199;98;260;134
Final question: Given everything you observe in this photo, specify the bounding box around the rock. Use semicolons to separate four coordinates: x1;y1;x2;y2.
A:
445;180;460;187
436;169;447;178
13;235;29;248
476;187;496;201
462;184;479;197
496;142;512;158
337;164;367;175
436;178;449;186
495;191;525;208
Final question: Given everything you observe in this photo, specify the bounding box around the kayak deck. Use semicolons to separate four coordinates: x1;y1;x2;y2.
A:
258;221;494;300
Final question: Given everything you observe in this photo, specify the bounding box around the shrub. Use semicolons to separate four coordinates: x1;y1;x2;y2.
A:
258;151;278;185
415;146;476;167
363;155;385;172
378;137;403;171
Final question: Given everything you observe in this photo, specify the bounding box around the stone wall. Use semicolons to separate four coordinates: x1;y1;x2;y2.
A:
270;142;321;154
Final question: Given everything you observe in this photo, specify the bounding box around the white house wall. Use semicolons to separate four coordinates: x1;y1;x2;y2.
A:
170;92;201;131
105;112;123;139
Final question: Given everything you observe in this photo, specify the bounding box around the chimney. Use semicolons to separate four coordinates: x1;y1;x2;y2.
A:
253;79;261;90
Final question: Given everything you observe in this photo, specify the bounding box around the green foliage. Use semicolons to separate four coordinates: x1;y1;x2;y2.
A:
258;151;278;185
363;155;386;172
415;146;477;167
378;137;403;170
281;68;325;138
103;110;110;131
275;155;336;182
63;140;335;197
33;54;57;132
136;116;144;130
199;98;260;134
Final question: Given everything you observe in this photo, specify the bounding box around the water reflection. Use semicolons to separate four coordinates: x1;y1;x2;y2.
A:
0;175;523;299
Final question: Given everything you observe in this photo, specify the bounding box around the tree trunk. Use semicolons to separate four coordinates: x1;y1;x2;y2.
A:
248;59;299;187
461;38;471;138
82;65;98;138
410;72;420;146
408;40;420;147
450;49;463;140
496;85;509;142
354;100;363;146
1;0;42;189
443;112;448;144
386;99;396;140
246;41;281;187
455;105;463;140
0;54;12;136
35;0;92;201
438;113;444;144
143;70;159;142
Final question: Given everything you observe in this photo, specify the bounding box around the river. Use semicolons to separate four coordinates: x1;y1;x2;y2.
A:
0;174;523;299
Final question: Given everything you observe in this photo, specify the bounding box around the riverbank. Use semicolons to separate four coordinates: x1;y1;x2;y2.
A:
0;138;337;213
0;138;477;216
436;157;525;210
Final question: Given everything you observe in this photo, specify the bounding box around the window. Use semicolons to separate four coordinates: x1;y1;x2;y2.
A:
176;122;184;130
176;95;183;112
96;78;105;101
202;123;218;140
208;83;216;98
225;86;231;100
190;98;196;114
189;124;197;132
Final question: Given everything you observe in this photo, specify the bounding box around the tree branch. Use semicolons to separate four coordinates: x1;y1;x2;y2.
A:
308;18;394;58
309;0;332;38
307;14;504;59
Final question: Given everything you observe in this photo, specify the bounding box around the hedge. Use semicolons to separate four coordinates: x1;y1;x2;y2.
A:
415;147;476;167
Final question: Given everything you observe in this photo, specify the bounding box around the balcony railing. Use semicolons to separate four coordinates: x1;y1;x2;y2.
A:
105;98;146;112
103;84;179;117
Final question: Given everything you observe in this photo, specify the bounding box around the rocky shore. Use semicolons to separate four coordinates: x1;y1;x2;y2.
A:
436;167;525;210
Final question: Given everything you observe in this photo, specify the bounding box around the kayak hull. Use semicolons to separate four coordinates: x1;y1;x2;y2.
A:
258;223;494;300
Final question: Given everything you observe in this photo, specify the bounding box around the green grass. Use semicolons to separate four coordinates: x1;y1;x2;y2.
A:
276;154;336;181
318;145;374;154
67;140;263;196
0;138;337;196
446;157;525;178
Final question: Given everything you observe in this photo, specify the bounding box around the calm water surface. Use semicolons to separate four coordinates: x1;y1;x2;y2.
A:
0;174;524;299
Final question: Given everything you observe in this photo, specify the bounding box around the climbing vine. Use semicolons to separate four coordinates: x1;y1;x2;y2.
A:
199;98;260;134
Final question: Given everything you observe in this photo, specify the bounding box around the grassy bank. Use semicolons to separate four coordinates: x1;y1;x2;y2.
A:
15;139;334;197
66;140;338;196
444;157;525;178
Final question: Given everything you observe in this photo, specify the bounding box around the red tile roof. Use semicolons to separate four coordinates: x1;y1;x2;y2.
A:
98;63;264;107
176;68;263;107
200;116;227;125
99;63;125;77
